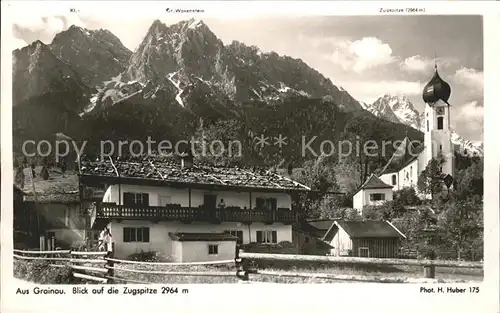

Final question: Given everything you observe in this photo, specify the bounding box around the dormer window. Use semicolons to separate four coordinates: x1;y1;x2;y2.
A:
437;116;444;130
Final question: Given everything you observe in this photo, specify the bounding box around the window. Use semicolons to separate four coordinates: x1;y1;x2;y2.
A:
304;237;309;244
436;107;445;116
256;230;277;243
391;175;397;185
440;144;443;152
208;244;218;255
426;120;429;132
224;230;244;244
437;116;444;130
255;197;277;210
359;247;370;258
370;193;385;201
123;227;150;243
123;192;149;206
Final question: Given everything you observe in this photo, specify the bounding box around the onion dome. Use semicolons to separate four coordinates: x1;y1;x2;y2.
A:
422;64;451;105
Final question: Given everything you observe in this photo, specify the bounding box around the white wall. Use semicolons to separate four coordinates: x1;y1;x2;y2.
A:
109;220;292;259
380;159;420;192
424;100;455;179
328;225;352;256
175;241;236;262
352;191;364;213
353;188;393;215
105;184;292;209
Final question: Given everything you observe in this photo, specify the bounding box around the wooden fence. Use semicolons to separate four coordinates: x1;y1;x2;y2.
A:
13;249;483;284
236;249;483;283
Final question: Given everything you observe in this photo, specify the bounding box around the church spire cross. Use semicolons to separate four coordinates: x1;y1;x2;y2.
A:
433;52;438;70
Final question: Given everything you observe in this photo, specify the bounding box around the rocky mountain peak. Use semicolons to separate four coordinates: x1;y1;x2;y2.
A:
48;24;132;86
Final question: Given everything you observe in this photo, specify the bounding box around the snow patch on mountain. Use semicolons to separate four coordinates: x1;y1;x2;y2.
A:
167;72;185;107
362;94;483;156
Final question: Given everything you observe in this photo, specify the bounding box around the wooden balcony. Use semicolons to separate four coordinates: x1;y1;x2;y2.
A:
95;203;297;225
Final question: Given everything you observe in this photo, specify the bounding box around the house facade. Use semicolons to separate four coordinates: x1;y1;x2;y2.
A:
322;220;406;258
352;174;394;215
14;167;90;250
79;154;310;261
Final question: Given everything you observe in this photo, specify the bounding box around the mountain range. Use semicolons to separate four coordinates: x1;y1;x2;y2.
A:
12;18;482;171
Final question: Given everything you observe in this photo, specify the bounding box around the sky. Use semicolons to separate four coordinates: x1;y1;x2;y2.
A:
11;15;484;142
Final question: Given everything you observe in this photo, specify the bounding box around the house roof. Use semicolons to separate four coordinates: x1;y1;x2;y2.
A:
378;137;425;175
296;219;340;239
168;232;238;242
14;167;82;203
24;193;80;204
358;174;393;191
79;154;311;192
323;220;406;241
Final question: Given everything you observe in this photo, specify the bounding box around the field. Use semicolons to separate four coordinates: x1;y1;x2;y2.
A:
111;262;483;284
13;257;483;284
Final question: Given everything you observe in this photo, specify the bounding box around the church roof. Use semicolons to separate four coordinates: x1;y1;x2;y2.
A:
358;174;393;190
422;65;451;104
378;137;425;175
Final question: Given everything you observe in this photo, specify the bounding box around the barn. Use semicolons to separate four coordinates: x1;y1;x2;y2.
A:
322;220;406;258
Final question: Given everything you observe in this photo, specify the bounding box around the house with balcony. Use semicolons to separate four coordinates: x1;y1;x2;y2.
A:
78;153;311;261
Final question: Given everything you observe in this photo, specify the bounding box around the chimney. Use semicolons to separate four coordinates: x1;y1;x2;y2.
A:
181;149;194;169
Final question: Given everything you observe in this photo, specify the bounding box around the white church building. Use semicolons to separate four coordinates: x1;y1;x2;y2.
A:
354;63;455;211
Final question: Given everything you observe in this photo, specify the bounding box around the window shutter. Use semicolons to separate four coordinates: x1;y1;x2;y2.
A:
142;193;149;206
270;198;277;210
256;198;265;210
123;193;133;206
143;227;150;242
137;228;143;242
123;228;130;242
130;228;137;242
256;231;263;243
271;231;277;243
237;231;243;244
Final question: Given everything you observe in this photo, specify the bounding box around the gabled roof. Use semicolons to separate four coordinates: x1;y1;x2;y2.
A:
168;232;238;242
358;174;393;191
15;167;82;204
24;193;80;204
79;154;311;192
378;137;425;175
323;220;406;241
300;219;339;238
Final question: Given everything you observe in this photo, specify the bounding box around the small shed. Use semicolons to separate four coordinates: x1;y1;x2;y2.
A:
353;174;394;215
169;232;238;262
323;220;406;258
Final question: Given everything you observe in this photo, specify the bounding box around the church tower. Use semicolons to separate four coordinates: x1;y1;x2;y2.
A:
422;62;455;181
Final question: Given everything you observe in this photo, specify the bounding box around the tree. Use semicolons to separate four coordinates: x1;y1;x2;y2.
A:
393;187;421;206
436;197;483;260
292;154;342;219
362;201;405;221
192;119;250;167
454;158;483;200
417;155;446;199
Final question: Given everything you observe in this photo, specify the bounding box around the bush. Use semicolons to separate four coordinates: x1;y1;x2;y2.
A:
14;259;73;284
127;251;172;262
